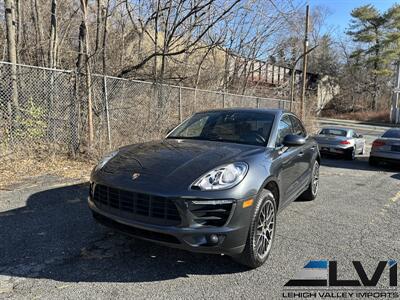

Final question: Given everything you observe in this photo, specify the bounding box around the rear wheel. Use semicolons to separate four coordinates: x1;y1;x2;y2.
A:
299;160;319;201
232;190;276;269
345;148;355;160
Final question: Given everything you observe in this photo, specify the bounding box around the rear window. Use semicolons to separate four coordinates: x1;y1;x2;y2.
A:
382;129;400;139
319;129;347;137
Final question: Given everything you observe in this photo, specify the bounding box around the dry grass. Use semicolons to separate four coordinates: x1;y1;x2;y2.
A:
0;151;93;190
321;110;390;123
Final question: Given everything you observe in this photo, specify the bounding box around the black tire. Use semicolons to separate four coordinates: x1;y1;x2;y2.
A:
345;148;355;160
299;160;320;201
232;189;277;269
369;156;379;166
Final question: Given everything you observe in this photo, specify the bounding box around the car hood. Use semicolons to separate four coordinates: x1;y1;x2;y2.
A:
101;139;264;181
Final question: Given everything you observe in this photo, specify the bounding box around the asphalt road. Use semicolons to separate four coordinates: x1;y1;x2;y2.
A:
0;121;399;299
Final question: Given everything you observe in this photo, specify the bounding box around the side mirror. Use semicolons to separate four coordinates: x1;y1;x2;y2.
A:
358;134;364;138
283;134;306;147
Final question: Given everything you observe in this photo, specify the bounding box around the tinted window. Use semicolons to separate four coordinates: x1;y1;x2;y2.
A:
168;111;275;146
276;115;293;146
178;115;209;137
319;129;347;137
290;116;307;137
382;129;400;139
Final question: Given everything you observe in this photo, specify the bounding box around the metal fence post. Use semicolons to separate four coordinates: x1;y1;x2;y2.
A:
256;97;260;108
179;85;183;123
222;92;225;108
103;75;112;150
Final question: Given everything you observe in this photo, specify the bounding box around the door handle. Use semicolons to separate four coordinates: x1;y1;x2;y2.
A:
298;151;304;157
310;146;316;151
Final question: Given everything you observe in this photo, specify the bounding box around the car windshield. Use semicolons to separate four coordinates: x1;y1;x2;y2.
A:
319;129;347;137
382;129;400;139
167;111;275;146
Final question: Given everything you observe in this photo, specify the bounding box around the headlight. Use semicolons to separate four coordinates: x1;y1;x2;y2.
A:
191;162;248;191
95;150;118;171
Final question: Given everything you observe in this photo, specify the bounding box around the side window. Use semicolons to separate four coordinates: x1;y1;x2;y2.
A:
352;131;358;138
290;116;307;137
276;115;293;146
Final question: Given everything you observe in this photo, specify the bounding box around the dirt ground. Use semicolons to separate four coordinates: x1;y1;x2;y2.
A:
0;152;93;191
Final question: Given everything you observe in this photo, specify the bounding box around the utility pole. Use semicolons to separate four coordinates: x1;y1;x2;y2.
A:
391;62;400;124
300;4;310;120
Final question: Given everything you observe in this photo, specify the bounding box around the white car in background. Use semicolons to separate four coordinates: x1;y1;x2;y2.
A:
314;127;366;160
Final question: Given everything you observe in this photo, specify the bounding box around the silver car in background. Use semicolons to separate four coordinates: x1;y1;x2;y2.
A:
369;128;400;166
314;127;366;160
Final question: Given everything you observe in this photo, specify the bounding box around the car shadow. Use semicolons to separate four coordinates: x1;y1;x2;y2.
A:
391;173;400;180
0;183;248;283
320;155;400;172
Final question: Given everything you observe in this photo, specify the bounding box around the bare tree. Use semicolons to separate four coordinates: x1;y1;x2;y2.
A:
119;0;241;79
79;0;94;149
4;0;19;124
49;0;58;68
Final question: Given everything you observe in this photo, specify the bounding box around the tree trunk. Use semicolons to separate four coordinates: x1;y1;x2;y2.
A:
80;0;94;150
102;0;110;74
49;0;58;68
15;0;21;62
95;0;102;54
71;21;86;155
4;0;19;129
31;0;45;66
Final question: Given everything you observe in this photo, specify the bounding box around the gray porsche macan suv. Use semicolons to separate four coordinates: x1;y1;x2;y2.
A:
88;108;320;268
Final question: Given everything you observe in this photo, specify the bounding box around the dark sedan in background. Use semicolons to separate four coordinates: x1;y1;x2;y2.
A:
88;108;320;268
369;128;400;166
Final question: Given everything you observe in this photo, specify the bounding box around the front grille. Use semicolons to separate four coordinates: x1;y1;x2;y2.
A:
93;184;181;226
188;202;233;227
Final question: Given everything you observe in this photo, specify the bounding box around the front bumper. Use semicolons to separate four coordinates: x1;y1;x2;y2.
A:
88;192;252;255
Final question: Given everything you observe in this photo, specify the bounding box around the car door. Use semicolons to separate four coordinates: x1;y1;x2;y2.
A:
289;115;313;190
274;115;302;204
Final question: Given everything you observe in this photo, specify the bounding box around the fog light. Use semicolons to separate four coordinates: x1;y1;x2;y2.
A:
209;234;219;244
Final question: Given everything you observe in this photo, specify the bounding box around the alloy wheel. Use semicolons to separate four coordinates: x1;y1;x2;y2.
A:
254;199;275;260
312;162;320;196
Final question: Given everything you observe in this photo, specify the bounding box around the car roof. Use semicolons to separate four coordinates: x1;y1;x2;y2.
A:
195;107;291;117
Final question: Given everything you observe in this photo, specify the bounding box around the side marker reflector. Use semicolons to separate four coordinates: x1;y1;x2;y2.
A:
243;199;254;208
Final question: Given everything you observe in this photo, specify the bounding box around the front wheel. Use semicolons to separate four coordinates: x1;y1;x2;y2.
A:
299;160;320;201
232;190;276;269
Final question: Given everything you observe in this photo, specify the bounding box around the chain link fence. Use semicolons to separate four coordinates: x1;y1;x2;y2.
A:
0;61;298;157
